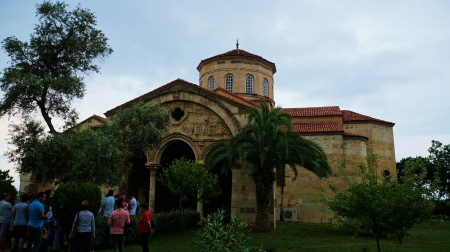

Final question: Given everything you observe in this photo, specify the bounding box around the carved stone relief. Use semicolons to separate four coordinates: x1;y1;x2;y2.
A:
161;101;232;140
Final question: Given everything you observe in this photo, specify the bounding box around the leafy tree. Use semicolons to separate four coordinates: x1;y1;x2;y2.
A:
0;170;17;204
205;102;331;232
0;1;113;133
397;140;450;198
324;151;437;252
52;181;102;236
428;140;450;198
5;102;169;187
159;158;221;236
0;170;14;182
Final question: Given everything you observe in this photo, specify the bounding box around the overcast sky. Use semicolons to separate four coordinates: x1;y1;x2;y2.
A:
1;0;449;189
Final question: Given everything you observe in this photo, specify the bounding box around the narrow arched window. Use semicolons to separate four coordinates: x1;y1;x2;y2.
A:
208;77;215;90
245;75;253;93
262;79;268;96
225;75;233;92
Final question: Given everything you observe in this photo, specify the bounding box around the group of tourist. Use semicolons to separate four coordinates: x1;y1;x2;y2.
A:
0;190;153;252
0;192;55;252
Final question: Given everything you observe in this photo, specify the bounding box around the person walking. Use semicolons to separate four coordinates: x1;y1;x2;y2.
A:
101;190;115;218
137;203;152;252
108;200;130;252
11;194;29;252
25;192;48;252
0;193;12;251
73;200;95;252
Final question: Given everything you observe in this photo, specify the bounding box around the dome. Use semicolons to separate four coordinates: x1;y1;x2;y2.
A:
197;48;276;101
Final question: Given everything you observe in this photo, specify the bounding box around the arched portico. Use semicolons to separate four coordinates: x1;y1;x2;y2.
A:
145;135;199;213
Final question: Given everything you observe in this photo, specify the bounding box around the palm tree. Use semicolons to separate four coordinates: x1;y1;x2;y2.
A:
205;102;332;231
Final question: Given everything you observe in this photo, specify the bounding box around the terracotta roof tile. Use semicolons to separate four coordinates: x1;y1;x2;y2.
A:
197;49;276;73
212;87;260;107
104;79;255;116
342;110;395;126
281;106;342;117
343;131;369;140
78;114;106;127
92;114;106;122
249;97;273;103
292;122;343;133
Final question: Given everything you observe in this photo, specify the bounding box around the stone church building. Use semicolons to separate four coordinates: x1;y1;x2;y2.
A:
19;48;396;226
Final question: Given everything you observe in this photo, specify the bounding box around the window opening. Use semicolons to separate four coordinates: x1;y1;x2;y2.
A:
225;75;233;92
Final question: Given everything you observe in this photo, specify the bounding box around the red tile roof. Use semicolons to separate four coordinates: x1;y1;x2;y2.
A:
104;78;256;116
281;106;342;117
92;114;106;122
292;122;343;133
213;87;260;107
342;110;395;126
249;97;274;104
78;114;106;126
197;49;276;73
343;131;369;140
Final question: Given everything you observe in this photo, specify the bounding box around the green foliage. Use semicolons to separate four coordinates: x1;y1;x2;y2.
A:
52;181;102;236
205;102;331;231
396;140;450;198
153;209;200;233
324;151;438;252
92;210;199;249
0;169;14;182
5;102;169;186
194;209;265;252
432;199;450;219
0;1;113;133
427;140;450;198
0;169;17;204
159;158;220;204
105;101;170;155
159;158;220;235
0;180;17;204
92;214;140;249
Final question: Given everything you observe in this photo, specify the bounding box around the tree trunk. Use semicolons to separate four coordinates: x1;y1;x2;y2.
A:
376;236;381;252
179;200;185;236
254;170;273;232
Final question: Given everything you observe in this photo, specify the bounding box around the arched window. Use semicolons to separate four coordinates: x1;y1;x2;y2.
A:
225;75;233;92
245;75;253;93
262;79;268;96
208;77;215;90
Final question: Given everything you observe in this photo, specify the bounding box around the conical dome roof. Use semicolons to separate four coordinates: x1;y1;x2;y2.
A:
197;49;276;73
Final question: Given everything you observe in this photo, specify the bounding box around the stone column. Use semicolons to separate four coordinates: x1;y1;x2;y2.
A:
197;191;204;225
147;164;160;213
196;160;205;224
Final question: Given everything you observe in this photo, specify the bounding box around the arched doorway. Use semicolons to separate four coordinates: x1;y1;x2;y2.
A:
127;153;148;203
155;140;195;213
203;161;232;219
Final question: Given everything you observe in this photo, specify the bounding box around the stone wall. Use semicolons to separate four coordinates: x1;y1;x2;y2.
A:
274;134;367;223
343;122;396;176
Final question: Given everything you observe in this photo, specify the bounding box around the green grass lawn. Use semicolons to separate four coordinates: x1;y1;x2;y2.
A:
96;221;450;252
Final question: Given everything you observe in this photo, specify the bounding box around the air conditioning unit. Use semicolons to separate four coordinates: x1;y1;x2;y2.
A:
275;208;280;221
283;208;298;222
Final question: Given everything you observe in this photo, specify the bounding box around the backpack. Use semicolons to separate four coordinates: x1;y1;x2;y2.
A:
135;200;140;214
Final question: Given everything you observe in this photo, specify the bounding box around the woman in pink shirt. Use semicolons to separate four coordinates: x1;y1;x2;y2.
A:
107;199;130;252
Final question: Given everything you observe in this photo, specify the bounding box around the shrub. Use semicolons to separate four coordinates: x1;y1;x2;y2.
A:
193;209;265;252
52;181;102;236
92;214;140;249
153;209;200;233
